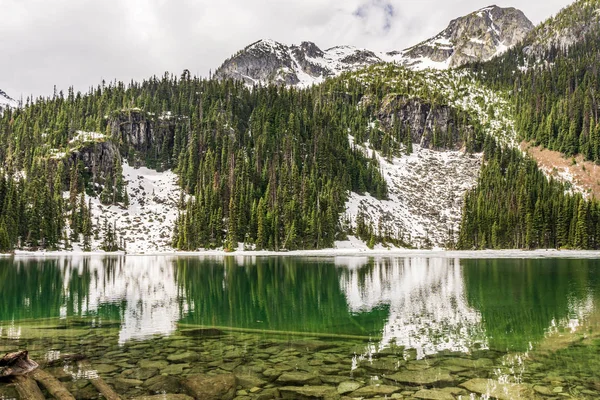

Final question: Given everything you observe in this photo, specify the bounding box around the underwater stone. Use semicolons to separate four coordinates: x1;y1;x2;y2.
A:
337;381;362;394
387;368;454;386
182;373;237;400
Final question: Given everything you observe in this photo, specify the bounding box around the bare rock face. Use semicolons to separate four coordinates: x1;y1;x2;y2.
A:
214;39;383;87
377;95;474;150
403;5;534;68
212;6;533;86
68;140;119;187
523;0;600;56
109;110;175;168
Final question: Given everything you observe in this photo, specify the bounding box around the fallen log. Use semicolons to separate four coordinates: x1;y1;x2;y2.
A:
10;375;45;400
45;353;86;368
31;368;76;400
78;360;122;400
0;351;39;377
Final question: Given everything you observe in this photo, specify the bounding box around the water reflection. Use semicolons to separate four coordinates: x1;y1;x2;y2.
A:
337;257;487;359
0;256;188;344
0;256;598;355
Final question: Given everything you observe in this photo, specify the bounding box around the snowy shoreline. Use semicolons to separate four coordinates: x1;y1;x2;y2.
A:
4;248;600;259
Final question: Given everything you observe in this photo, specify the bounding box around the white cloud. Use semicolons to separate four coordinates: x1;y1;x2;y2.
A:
0;0;572;98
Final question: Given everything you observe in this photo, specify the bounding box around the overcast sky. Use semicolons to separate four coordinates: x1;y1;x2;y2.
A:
1;0;572;99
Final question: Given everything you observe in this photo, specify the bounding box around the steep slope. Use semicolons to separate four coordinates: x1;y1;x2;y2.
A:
524;0;600;54
214;5;533;86
0;89;17;109
214;39;383;87
473;0;600;198
334;64;516;247
401;5;533;69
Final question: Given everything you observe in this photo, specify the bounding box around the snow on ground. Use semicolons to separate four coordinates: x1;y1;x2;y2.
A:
69;130;106;144
350;66;517;148
87;161;180;254
344;140;482;248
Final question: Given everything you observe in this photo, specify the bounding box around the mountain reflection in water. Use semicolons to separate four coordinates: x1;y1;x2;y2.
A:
337;257;487;359
0;256;597;355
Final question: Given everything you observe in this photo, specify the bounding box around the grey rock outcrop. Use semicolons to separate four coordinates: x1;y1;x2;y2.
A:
214;39;383;86
523;0;600;56
403;5;534;68
212;6;533;87
68;140;120;187
377;95;475;150
109;110;175;168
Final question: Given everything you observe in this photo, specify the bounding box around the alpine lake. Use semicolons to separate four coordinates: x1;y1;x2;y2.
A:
0;256;599;400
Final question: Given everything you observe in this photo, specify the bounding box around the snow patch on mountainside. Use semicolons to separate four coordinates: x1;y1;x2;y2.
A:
344;139;482;248
351;66;518;148
85;162;179;253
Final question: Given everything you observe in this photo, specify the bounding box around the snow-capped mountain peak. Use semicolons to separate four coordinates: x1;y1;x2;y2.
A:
214;5;533;86
0;89;18;109
401;5;534;69
214;39;384;87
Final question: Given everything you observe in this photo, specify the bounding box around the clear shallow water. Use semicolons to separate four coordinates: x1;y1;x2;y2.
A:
0;256;599;399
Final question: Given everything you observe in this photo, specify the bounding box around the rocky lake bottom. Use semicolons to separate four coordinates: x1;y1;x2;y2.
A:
0;318;599;400
1;256;599;399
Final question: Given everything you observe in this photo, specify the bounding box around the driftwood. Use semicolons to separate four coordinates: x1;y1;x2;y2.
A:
0;351;39;377
78;360;122;400
1;350;123;400
45;353;86;368
31;368;76;400
10;375;45;400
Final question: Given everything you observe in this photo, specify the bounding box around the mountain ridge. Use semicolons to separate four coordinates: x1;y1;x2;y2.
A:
214;5;534;87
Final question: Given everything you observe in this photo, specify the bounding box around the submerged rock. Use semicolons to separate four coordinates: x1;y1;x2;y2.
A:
236;374;267;389
279;385;340;400
460;378;535;399
143;375;183;393
349;384;401;397
414;388;456;400
182;373;237;400
276;372;321;385
167;351;200;363
387;367;454;386
132;395;193;400
337;381;362;394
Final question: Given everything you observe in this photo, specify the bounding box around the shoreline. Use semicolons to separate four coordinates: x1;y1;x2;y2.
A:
4;248;600;259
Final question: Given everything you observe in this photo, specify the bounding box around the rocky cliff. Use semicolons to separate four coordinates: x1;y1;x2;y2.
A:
213;5;533;86
68;140;120;188
377;95;476;151
214;39;382;86
523;0;600;56
402;5;533;68
109;110;176;170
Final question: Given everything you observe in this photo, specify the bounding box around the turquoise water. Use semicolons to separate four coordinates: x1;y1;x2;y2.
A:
0;256;599;399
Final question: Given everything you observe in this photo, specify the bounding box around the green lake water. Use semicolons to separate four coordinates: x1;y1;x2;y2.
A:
0;256;599;399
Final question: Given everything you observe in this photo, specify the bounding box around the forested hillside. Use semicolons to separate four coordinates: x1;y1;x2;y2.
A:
454;0;600;250
0;74;389;252
470;0;600;161
3;0;600;252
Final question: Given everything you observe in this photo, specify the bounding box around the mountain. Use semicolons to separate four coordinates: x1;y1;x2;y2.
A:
2;0;600;254
214;39;384;87
523;0;600;54
214;5;533;86
402;5;533;69
0;89;17;109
